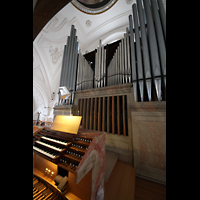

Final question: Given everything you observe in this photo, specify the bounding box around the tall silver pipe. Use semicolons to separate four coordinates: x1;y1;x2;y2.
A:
98;40;102;87
94;51;98;88
136;0;152;101
119;41;122;84
103;49;106;86
60;43;67;87
151;0;166;88
71;39;79;104
115;49;117;85
101;45;104;87
126;28;131;83
117;48;119;84
128;15;137;102
110;59;112;86
68;31;76;104
143;0;162;101
124;33;128;83
110;57;113;85
157;0;166;41
132;4;144;101
67;28;76;90
121;38;125;84
114;51;117;85
65;26;75;88
76;50;82;91
108;60;110;86
60;37;70;87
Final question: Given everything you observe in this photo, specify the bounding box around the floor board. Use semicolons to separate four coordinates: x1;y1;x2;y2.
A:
134;176;166;200
104;160;166;200
104;160;135;200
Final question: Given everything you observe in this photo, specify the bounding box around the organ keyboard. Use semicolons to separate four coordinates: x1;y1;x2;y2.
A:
33;128;93;172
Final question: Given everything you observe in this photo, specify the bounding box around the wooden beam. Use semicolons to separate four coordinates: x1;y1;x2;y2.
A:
79;99;83;125
122;95;126;136
117;96;121;135
112;96;115;134
107;96;110;133
93;97;97;130
102;97;106;132
82;98;87;128
98;97;102;131
89;98;94;130
86;98;90;129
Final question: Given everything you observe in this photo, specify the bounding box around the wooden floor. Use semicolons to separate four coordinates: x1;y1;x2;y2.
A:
104;160;135;200
104;160;166;200
135;177;166;200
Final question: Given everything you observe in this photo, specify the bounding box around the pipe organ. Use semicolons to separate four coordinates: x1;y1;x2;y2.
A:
58;0;166;103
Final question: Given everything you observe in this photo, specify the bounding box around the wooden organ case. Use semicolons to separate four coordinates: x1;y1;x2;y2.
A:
33;126;106;200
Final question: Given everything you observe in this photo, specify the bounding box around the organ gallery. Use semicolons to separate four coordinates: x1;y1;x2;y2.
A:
33;0;166;199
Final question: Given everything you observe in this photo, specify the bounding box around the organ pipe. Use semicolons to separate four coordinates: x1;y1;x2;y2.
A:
150;0;166;88
129;15;137;102
157;0;166;41
143;0;162;101
136;0;152;101
58;25;78;105
132;4;144;101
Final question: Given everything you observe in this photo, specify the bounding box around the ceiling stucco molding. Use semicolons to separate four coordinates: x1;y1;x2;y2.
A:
71;0;118;15
36;36;64;84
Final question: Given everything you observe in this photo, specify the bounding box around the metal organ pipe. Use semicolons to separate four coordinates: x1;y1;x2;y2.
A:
58;25;79;105
157;0;166;41
124;33;128;83
126;28;131;83
76;52;94;91
71;36;79;104
136;0;152;101
150;0;166;88
143;0;162;101
129;15;137;102
132;4;144;101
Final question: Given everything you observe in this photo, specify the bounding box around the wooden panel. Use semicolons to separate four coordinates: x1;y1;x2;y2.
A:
102;97;106;132
79;99;83;125
66;170;92;200
89;98;94;130
82;99;87;128
112;96;115;134
98;97;102;131
122;95;126;136
107;96;110;133
93;97;97;130
117;96;121;135
85;98;90;129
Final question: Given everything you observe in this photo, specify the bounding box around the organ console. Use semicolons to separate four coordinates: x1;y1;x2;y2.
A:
33;123;106;200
